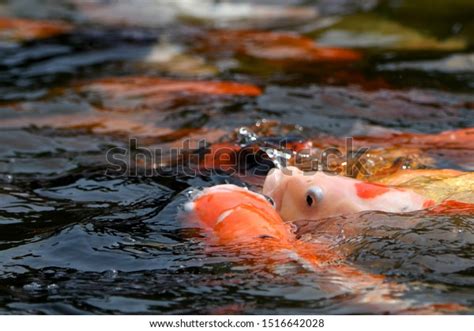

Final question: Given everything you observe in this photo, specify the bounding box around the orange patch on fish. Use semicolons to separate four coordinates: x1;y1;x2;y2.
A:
353;128;474;150
83;76;262;97
201;82;262;96
0;17;72;41
355;182;390;199
429;200;474;215
79;77;262;112
191;186;283;235
422;199;436;208
284;140;313;153
198;30;361;62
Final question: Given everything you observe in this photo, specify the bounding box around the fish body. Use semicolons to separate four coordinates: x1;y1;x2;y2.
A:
263;167;432;222
184;184;333;267
183;185;397;281
184;185;389;284
183;183;464;313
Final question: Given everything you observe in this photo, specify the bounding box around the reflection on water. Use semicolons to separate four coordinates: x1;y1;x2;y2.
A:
0;0;473;314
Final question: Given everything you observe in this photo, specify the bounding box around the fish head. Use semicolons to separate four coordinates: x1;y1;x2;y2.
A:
263;167;348;222
264;167;434;222
186;184;289;243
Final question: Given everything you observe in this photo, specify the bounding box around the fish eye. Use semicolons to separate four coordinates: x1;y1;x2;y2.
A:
306;186;323;207
263;194;276;208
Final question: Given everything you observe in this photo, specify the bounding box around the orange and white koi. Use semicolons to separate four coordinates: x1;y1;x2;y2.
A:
184;185;399;303
182;183;465;313
263;167;434;222
184;184;317;257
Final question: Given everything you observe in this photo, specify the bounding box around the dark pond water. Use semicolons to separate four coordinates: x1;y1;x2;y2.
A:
0;0;473;314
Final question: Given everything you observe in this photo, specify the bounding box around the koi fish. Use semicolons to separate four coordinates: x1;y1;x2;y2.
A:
183;184;466;313
263;167;433;222
184;184;316;254
188;185;401;274
197;30;362;62
183;184;382;276
0;17;72;41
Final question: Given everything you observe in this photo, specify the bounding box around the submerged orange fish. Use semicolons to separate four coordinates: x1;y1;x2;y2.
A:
0;17;72;41
183;184;466;313
183;184;414;310
186;184;327;260
197;30;362;62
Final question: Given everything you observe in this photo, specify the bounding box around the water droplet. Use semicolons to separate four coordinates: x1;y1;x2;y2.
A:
47;284;59;293
103;269;118;279
1;174;13;183
23;282;42;291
